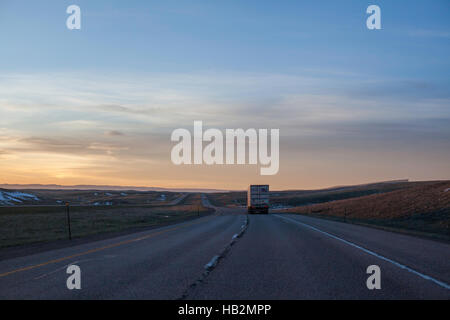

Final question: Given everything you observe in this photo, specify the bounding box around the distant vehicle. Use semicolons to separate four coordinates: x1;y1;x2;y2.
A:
247;185;269;214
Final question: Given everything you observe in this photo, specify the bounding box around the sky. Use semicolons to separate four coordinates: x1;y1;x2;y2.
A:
0;0;449;190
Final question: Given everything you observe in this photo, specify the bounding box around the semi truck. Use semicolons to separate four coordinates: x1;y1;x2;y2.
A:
247;185;269;214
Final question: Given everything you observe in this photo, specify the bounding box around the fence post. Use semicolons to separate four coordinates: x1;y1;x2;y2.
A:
66;202;72;240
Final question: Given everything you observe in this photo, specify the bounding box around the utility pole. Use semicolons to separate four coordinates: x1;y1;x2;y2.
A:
66;202;72;240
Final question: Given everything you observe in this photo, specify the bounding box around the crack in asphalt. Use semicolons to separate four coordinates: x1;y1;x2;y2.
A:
178;214;249;300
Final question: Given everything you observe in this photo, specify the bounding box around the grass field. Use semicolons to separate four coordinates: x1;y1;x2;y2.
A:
2;181;449;248
282;181;450;240
0;193;213;248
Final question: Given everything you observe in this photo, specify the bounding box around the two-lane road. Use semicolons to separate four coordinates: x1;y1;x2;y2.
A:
0;206;449;299
0;211;246;299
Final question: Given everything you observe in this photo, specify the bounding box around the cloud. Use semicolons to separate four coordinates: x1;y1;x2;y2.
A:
344;80;450;101
0;149;10;158
2;71;449;146
98;104;160;116
1;71;449;135
1;71;449;188
105;130;125;136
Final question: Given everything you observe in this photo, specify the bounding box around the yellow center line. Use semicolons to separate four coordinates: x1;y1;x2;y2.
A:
0;216;215;278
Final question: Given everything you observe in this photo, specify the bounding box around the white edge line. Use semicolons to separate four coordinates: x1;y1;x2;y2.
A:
274;214;450;291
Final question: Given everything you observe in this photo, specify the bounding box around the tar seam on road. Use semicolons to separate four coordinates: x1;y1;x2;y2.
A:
178;215;250;300
0;216;215;279
274;214;450;291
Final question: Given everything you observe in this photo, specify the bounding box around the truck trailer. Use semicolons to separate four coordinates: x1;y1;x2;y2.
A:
247;185;269;214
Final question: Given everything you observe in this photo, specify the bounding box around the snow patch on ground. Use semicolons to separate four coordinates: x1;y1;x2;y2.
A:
6;192;40;201
0;190;40;205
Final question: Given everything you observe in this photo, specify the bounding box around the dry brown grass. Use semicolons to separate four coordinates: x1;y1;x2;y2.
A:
284;181;450;239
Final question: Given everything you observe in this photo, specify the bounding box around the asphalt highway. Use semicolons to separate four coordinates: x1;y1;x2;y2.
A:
0;204;449;299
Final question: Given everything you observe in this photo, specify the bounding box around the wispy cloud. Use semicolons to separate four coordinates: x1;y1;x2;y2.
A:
1;71;449;188
105;130;125;137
